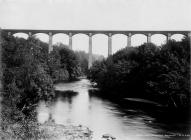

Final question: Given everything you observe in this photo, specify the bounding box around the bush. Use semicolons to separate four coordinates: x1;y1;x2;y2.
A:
2;34;54;111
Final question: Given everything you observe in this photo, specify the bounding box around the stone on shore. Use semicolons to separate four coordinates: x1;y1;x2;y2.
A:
38;121;93;140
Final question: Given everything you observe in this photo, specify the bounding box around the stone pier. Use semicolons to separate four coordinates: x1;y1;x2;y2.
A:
88;33;93;69
167;33;171;42
49;32;53;53
147;33;151;43
108;33;112;56
69;32;72;50
127;33;131;47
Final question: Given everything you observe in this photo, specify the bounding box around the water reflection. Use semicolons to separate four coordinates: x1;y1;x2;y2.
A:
37;79;190;140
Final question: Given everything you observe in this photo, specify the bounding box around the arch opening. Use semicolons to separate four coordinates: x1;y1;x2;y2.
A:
112;34;127;54
171;34;185;42
92;34;108;58
13;33;28;39
131;34;147;47
52;33;69;46
72;33;89;53
151;34;167;46
33;33;49;43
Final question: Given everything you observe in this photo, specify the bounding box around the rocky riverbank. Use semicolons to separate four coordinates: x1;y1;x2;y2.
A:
39;122;93;140
0;120;93;140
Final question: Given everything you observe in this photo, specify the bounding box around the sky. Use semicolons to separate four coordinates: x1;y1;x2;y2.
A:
0;0;190;56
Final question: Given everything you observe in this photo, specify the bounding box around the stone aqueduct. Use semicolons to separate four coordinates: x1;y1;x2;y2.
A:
1;29;191;68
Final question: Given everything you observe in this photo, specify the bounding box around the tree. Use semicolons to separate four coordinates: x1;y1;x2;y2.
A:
56;44;81;80
88;38;190;109
2;35;54;113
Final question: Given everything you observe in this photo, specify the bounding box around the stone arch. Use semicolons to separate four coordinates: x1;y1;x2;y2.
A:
131;32;148;37
92;33;109;37
53;33;69;37
72;33;89;38
33;32;49;36
112;33;127;37
131;33;147;38
151;33;167;37
72;32;90;36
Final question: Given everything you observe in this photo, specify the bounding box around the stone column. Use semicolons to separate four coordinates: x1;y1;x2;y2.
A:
0;28;2;98
188;32;191;44
69;32;72;50
8;32;11;37
88;33;93;69
28;32;32;38
48;32;53;53
147;33;151;43
108;33;112;56
188;32;191;61
189;32;191;88
167;33;171;42
127;33;131;47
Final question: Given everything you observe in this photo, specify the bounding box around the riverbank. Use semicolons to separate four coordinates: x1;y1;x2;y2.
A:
0;120;92;140
89;88;191;116
38;121;92;140
1;94;93;140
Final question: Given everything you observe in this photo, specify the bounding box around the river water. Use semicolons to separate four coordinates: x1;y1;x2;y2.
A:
36;79;190;140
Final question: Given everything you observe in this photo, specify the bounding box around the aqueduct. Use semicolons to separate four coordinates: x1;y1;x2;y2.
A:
1;29;190;68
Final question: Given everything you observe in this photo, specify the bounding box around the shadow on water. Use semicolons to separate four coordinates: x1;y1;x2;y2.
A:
89;89;191;140
54;90;78;102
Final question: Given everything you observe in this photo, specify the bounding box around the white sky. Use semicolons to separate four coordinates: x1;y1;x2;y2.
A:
0;0;190;56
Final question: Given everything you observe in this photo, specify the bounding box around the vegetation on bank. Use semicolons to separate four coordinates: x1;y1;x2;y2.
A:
1;32;104;113
1;33;84;110
0;33;92;139
75;51;104;76
88;38;190;110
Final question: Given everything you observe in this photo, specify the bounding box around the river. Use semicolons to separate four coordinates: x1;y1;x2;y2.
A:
36;79;190;140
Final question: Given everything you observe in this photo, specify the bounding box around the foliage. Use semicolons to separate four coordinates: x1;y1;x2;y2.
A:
48;43;82;81
75;51;89;75
2;34;54;111
0;33;91;139
75;50;105;76
57;44;81;80
1;33;83;112
88;38;190;109
48;48;70;82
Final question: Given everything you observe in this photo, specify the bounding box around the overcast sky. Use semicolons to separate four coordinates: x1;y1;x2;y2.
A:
0;0;190;56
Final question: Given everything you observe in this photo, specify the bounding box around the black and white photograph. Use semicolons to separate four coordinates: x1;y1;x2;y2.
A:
0;0;190;139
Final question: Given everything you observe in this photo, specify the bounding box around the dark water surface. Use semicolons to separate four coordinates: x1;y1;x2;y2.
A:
36;79;190;140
